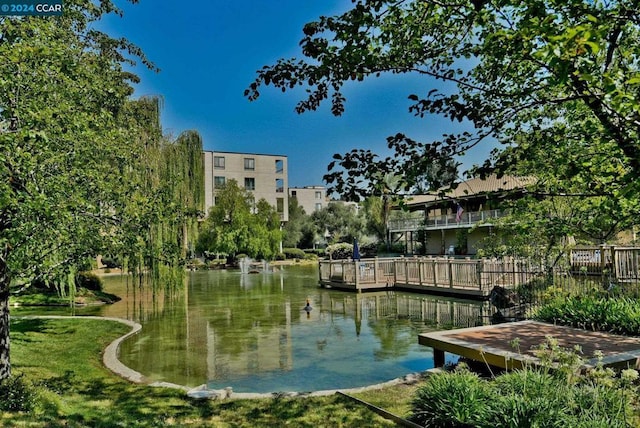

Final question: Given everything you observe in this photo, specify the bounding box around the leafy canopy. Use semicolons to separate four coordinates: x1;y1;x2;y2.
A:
246;0;640;210
197;180;283;260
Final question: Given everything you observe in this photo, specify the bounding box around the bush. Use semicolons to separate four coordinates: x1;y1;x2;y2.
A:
410;368;496;427
0;374;38;412
100;257;120;269
76;272;103;292
303;252;318;261
282;248;306;260
533;295;640;336
326;243;353;260
303;248;326;257
207;259;226;269
491;369;567;427
410;340;638;428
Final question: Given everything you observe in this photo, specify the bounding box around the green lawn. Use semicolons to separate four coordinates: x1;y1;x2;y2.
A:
2;317;416;427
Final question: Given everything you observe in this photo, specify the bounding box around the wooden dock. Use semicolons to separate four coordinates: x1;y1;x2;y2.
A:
319;257;534;299
418;320;640;370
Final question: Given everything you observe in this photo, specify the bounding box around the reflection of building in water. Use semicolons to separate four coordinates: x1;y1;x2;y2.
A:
129;279;488;386
319;292;490;331
203;301;294;380
180;303;295;383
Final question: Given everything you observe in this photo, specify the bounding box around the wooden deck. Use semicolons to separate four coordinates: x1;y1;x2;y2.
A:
419;320;640;370
319;257;535;299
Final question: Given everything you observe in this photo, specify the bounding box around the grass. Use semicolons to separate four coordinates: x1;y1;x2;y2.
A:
2;317;414;427
350;381;424;419
11;287;120;307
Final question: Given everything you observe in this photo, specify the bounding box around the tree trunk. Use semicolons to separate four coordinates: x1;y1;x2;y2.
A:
0;258;10;380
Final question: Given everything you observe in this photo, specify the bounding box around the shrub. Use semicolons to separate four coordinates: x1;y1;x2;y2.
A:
75;272;103;292
533;295;640;336
0;374;38;412
410;368;496;427
282;248;306;260
326;243;353;260
207;259;226;269
359;241;378;258
410;339;638;428
303;248;326;257
100;257;120;269
491;369;567;427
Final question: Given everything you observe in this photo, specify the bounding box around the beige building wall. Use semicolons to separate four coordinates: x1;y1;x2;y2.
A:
288;186;327;214
203;151;289;222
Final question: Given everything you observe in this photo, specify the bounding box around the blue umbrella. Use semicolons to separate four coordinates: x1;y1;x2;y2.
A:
353;239;361;261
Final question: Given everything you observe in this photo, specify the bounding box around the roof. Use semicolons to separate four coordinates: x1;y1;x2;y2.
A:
405;174;536;208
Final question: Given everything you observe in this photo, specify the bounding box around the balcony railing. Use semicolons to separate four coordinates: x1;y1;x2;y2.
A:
389;209;506;232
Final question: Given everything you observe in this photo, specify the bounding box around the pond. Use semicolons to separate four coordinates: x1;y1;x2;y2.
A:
33;265;491;393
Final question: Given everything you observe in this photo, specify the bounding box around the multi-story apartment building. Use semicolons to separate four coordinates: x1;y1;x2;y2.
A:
203;151;289;222
288;186;327;214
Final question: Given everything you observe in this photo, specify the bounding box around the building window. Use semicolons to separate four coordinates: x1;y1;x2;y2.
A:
315;191;322;199
244;177;256;191
291;190;297;197
275;159;284;174
214;156;225;169
276;197;284;213
276;178;284;193
315;203;322;211
244;157;255;170
214;176;226;188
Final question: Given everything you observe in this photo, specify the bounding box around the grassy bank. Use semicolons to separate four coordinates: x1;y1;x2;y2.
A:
2;317;415;427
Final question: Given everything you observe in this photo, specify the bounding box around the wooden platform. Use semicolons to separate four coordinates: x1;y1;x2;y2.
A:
419;320;640;370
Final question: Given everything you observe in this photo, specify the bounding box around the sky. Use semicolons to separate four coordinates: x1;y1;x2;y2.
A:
100;0;486;188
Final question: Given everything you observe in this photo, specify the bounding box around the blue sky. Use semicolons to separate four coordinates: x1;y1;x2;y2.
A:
100;0;485;188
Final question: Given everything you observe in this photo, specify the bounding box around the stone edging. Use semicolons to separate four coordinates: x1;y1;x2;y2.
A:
13;315;432;400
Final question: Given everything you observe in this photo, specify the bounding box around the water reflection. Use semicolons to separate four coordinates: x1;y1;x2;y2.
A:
94;266;489;392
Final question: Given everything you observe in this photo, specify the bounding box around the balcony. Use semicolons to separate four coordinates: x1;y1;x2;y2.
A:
389;209;506;232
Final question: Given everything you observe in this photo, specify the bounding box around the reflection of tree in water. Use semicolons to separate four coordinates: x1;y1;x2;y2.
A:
369;318;415;360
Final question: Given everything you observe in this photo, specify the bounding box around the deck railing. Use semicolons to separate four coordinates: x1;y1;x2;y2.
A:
570;246;640;282
389;209;506;232
319;256;536;294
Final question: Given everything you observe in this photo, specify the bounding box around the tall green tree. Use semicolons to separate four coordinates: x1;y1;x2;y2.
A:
283;198;316;248
197;180;282;261
311;202;365;244
0;2;205;380
246;0;640;217
0;1;155;379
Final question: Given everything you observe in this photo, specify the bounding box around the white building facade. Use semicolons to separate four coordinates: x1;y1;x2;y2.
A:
203;151;289;222
288;186;327;215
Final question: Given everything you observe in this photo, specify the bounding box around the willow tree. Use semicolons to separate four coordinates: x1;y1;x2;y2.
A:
246;0;640;221
0;1;158;380
112;97;204;288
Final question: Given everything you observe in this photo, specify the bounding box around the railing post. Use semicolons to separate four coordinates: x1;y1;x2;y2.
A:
405;259;409;286
448;258;454;289
433;258;438;287
374;257;379;285
393;259;398;286
610;246;616;282
418;258;424;286
354;260;360;290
